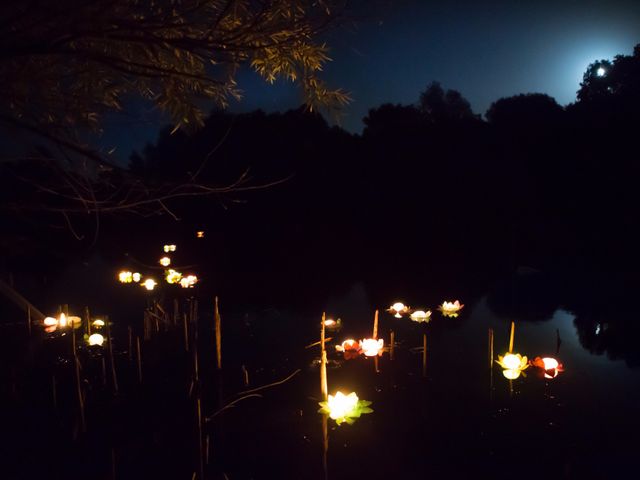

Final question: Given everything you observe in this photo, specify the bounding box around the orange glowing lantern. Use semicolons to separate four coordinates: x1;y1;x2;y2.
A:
142;278;157;291
336;339;361;359
387;302;409;318
43;316;58;333
360;338;384;357
532;356;564;379
196;231;205;238
132;272;142;283
163;244;177;253
159;256;171;267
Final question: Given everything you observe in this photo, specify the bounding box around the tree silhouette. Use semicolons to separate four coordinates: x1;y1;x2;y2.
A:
485;93;564;128
418;81;476;123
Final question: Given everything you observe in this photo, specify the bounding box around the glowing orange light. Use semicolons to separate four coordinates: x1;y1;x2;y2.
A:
533;356;563;379
163;244;177;253
196;231;205;238
142;278;157;291
159;256;171;267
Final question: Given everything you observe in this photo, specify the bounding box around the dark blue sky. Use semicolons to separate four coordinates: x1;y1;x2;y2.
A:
102;0;640;161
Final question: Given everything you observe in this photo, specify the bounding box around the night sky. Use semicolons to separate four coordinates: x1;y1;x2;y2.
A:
102;0;640;161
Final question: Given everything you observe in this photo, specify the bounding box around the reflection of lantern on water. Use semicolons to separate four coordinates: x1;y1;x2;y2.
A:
142;278;157;291
118;271;133;283
318;391;373;425
132;272;141;283
496;353;529;379
159;256;171;267
88;333;105;346
165;269;182;284
438;300;464;317
410;310;432;323
360;338;384;357
387;302;409;318
163;244;177;253
533;357;563;379
196;231;205;238
179;275;198;288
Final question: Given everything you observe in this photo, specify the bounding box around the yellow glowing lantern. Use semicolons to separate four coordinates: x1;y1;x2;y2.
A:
196;231;205;238
132;272;142;283
179;274;198;288
336;339;358;352
438;300;464;317
92;319;105;328
58;313;68;328
318;391;373;425
387;302;409;318
159;256;171;267
163;244;177;253
88;333;105;346
360;338;384;357
496;352;529;379
410;310;432;323
68;316;82;328
142;278;157;291
118;271;133;283
165;269;182;284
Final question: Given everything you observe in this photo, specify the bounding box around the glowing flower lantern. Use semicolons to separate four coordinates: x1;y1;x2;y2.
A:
335;339;361;360
43;316;58;333
163;244;177;253
196;231;205;238
132;272;142;283
165;269;182;284
387;302;409;318
360;338;384;357
532;357;564;379
179;275;198;288
159;256;171;267
92;319;105;328
410;310;432;323
88;333;105;346
142;278;157;291
118;271;133;283
438;300;464;318
323;318;341;331
496;353;529;379
318;391;374;425
68;316;82;329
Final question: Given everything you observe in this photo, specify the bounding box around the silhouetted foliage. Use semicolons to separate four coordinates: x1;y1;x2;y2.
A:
418;81;477;123
486;93;564;129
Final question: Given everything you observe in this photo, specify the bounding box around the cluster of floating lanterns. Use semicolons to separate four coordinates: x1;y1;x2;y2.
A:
42;313;108;347
118;243;198;291
386;300;464;322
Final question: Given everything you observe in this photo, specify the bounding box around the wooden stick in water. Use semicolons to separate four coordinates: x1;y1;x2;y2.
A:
214;297;222;370
27;305;31;336
241;365;249;387
390;330;395;361
372;309;379;339
422;333;427;378
508;321;515;353
183;313;190;352
488;328;494;369
320;312;328;402
101;357;107;387
105;316;119;393
136;336;143;383
72;327;86;432
85;306;91;336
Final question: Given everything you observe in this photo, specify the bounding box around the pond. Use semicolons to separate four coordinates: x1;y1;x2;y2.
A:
2;273;639;479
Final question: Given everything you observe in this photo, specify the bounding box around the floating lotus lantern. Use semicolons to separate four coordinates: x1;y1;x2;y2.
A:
159;256;171;267
163;244;177;253
438;300;464;318
118;271;133;283
532;357;564;379
179;274;198;288
496;353;529;379
318;391;373;425
387;302;409;318
88;333;105;346
142;278;157;291
335;339;361;360
43;316;58;333
92;319;105;328
132;272;142;283
165;269;182;284
196;231;205;238
323;318;341;331
410;310;432;323
360;338;384;357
